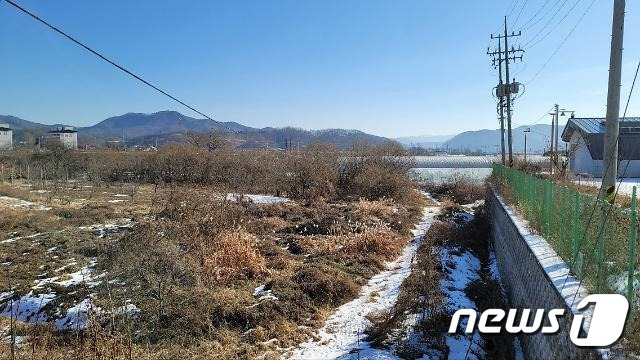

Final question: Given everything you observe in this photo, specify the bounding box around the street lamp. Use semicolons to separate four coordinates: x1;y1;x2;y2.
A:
524;127;531;163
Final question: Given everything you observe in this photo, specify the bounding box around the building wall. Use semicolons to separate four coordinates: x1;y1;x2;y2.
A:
487;188;600;359
569;133;640;177
0;130;12;150
47;132;78;149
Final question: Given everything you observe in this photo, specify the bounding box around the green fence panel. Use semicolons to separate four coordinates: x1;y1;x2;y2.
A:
629;186;638;315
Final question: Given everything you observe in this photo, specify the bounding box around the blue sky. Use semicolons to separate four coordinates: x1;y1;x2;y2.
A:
0;0;639;137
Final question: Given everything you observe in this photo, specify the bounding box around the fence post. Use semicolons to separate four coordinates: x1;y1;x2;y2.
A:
561;186;568;257
549;181;555;240
596;200;606;292
572;191;580;265
629;186;638;317
545;180;551;236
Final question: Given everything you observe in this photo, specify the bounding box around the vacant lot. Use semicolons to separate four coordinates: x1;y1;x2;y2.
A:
0;142;431;359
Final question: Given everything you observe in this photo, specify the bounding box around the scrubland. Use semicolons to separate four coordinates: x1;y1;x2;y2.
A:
0;141;432;359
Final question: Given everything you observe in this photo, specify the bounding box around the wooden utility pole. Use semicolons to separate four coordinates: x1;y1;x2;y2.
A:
602;0;626;201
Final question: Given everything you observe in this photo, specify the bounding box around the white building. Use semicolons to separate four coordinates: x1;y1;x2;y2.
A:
47;125;78;149
561;117;640;178
0;124;12;150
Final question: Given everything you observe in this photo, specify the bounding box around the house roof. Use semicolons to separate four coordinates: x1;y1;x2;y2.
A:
561;117;640;160
48;129;77;134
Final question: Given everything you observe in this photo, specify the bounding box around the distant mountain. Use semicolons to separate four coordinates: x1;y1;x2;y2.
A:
444;124;562;154
0;115;54;144
395;134;454;148
81;111;251;139
1;111;389;149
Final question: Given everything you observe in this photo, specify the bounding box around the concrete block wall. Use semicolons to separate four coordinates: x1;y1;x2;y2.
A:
487;188;600;359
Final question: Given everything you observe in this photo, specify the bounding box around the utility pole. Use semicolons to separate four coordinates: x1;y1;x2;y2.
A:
549;112;555;175
504;17;514;167
497;41;506;165
602;0;626;201
554;104;560;156
488;17;523;167
524;127;531;163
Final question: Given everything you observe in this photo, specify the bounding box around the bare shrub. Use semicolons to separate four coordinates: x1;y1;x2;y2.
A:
342;226;403;258
424;175;484;204
292;264;359;307
203;229;267;282
284;143;339;201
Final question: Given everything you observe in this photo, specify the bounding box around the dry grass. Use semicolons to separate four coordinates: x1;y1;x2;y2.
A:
423;176;485;205
0;145;429;359
203;229;268;282
341;226;404;258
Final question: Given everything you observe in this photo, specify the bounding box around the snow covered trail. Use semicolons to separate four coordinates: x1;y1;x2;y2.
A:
286;206;440;360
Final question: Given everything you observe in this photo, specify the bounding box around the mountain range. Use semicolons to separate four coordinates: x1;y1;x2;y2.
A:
443;124;562;154
0;111;562;153
0;111;388;149
394;134;454;148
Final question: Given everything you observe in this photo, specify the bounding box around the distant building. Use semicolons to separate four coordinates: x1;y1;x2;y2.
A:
0;124;12;150
47;125;78;149
561;117;640;177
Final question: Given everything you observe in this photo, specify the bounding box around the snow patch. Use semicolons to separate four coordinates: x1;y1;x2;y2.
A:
226;193;290;204
287;206;439;359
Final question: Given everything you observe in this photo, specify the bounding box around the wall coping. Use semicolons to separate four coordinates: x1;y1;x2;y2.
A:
489;187;597;339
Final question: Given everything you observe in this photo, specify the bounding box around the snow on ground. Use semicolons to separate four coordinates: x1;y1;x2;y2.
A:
226;193;290;204
78;221;134;238
1;221;133;330
0;196;51;211
608;270;640;307
437;244;483;359
2;258;103;328
492;189;598;354
286;206;439;360
573;176;640;197
1;292;56;323
0;233;43;244
55;297;95;331
253;284;278;302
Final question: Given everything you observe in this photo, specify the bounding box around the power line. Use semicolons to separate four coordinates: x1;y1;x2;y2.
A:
511;105;555;128
3;0;217;124
522;0;574;48
524;0;584;49
561;59;640;308
525;0;597;86
518;0;553;29
506;0;522;19
510;0;529;28
522;0;567;31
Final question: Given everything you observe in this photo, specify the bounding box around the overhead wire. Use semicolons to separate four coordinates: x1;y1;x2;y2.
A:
525;0;597;86
524;0;584;49
546;60;640;360
560;59;640;307
2;0;219;125
518;0;553;30
522;0;567;31
510;0;529;28
522;0;573;47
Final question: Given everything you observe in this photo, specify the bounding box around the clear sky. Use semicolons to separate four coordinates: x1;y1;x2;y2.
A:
1;0;639;137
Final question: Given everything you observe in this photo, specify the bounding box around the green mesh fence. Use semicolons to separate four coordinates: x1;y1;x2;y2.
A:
492;164;639;319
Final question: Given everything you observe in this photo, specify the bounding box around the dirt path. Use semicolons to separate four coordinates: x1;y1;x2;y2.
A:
285;206;440;359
